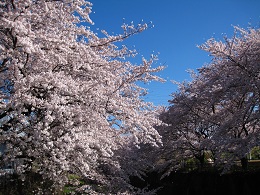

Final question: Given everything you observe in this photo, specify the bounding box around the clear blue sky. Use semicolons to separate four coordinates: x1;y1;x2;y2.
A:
88;0;260;106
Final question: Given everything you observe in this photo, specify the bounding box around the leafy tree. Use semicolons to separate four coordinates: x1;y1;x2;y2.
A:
0;0;164;192
250;146;260;160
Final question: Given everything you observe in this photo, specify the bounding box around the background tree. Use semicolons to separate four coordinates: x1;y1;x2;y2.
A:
0;0;164;193
199;27;260;169
158;81;217;175
159;26;260;174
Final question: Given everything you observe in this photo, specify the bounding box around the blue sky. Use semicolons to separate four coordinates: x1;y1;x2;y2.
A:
88;0;260;106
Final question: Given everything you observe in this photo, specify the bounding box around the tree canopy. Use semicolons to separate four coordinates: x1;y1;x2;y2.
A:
0;0;259;194
0;0;164;193
159;26;260;174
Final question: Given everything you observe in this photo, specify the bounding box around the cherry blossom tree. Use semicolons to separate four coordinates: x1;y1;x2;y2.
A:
157;81;217;175
0;0;164;192
160;26;260;173
198;26;260;169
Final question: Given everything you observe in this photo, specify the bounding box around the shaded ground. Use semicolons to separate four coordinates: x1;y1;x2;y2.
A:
131;161;260;195
157;171;260;195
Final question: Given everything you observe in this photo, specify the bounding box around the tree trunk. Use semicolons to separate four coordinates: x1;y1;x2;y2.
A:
240;157;248;171
195;151;205;170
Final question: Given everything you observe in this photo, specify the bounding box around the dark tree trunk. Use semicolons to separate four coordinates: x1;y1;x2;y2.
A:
195;151;205;170
240;157;248;171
